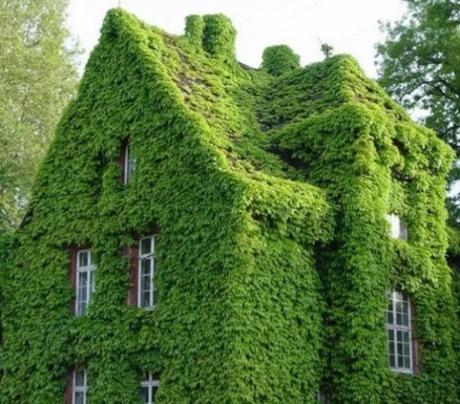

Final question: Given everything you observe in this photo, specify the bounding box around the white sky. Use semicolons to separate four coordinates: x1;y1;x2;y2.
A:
67;0;407;78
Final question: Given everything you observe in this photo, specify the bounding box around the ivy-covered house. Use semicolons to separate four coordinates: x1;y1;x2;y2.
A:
0;8;459;404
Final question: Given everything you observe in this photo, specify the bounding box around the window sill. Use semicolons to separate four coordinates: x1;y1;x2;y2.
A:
390;368;414;375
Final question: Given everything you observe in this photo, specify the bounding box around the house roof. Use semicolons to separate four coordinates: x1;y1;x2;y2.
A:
21;8;452;243
89;8;431;182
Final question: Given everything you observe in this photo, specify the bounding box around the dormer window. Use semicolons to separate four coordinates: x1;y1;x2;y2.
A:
385;214;408;240
123;142;136;184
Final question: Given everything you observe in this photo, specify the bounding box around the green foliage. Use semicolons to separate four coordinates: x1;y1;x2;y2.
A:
0;9;331;403
320;43;334;59
262;45;300;77
201;14;236;64
0;231;14;360
454;269;460;398
267;55;458;402
0;0;80;230
184;15;204;48
376;0;460;191
447;224;460;399
0;8;458;404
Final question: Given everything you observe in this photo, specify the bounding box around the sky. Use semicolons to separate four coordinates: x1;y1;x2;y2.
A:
67;0;407;78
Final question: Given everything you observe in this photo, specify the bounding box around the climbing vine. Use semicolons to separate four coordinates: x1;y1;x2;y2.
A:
266;56;458;403
0;8;458;404
261;45;300;77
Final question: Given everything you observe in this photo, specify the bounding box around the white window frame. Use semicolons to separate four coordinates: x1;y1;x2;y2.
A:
138;236;157;309
72;369;88;404
386;290;413;374
385;214;408;240
124;143;136;184
140;372;159;404
75;249;96;316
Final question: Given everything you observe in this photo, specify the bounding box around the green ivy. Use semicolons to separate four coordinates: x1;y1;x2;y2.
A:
0;8;458;404
268;56;458;403
261;45;300;77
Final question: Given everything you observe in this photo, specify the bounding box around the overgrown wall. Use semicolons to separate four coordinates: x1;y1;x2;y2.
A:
0;9;458;404
0;10;332;404
270;56;458;403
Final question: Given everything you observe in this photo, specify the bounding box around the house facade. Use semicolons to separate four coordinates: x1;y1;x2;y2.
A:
0;9;458;403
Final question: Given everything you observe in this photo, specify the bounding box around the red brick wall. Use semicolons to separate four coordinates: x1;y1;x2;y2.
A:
69;248;77;314
128;244;139;306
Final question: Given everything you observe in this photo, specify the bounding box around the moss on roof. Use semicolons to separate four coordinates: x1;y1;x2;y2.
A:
98;9;418;185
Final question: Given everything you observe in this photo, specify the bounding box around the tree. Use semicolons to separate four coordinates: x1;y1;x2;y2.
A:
376;0;460;204
0;0;80;230
320;43;334;59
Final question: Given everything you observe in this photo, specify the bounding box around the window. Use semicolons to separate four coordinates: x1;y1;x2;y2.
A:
385;214;408;240
138;236;157;308
386;290;413;373
76;249;96;316
140;373;159;404
123;143;136;184
317;390;330;403
73;369;87;404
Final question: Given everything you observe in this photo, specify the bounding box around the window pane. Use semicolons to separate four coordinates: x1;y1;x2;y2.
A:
152;385;158;403
140;386;149;404
403;331;409;343
399;219;408;240
128;158;136;178
75;370;85;386
78;286;87;303
387;307;393;324
389;353;395;367
397;331;403;354
388;329;394;343
402;313;409;327
404;354;411;369
141;291;150;307
388;328;396;367
125;144;136;183
141;272;151;292
141;238;152;255
396;302;402;325
141;259;151;276
386;214;400;238
397;347;403;367
317;391;329;404
78;251;88;268
74;392;85;404
388;340;394;357
78;302;86;316
402;300;408;312
402;301;409;326
90;270;96;295
403;341;410;356
78;273;88;301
